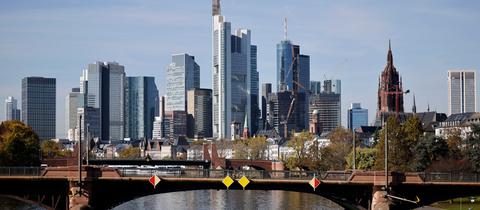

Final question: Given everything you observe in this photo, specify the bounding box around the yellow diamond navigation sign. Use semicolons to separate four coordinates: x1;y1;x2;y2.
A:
223;175;234;189
238;176;250;190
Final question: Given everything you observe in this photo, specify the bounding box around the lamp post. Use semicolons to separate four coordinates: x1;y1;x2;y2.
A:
352;129;356;171
78;115;82;194
86;123;90;165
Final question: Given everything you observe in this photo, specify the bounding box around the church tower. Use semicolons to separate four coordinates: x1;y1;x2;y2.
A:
377;40;404;116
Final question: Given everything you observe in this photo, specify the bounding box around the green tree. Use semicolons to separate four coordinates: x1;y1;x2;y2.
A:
374;116;404;171
413;134;449;171
246;136;268;160
346;147;376;170
324;127;354;170
445;128;463;159
119;147;141;159
40;140;65;158
0;121;40;166
233;140;249;159
285;131;312;170
465;125;480;172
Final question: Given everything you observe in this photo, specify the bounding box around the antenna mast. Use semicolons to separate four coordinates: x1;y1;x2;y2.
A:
284;17;288;40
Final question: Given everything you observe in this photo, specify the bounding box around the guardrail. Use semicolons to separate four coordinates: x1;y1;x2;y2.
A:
114;168;353;181
421;172;480;182
0;167;43;176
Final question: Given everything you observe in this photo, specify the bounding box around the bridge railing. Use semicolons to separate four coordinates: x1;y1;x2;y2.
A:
422;172;480;182
0;167;43;176
116;168;353;181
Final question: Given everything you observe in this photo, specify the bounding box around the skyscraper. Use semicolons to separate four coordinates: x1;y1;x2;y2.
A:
309;93;341;134
448;70;476;115
275;29;310;135
250;45;260;135
5;96;20;121
377;41;404;116
82;61;125;142
310;81;321;95
348;103;368;132
261;83;272;129
22;77;56;140
187;88;213;139
125;77;159;140
212;0;255;139
66;88;83;141
323;79;341;94
166;53;200;112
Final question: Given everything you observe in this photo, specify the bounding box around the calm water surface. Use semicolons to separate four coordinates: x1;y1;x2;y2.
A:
0;191;342;210
113;190;343;210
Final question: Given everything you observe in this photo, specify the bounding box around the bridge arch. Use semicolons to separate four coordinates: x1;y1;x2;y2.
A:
88;178;371;210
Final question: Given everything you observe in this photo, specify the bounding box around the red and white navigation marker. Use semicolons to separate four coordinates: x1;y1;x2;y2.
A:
309;175;320;191
149;175;160;189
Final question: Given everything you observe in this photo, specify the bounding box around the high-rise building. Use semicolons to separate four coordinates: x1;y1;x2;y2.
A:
152;116;162;140
81;61;125;142
125;77;159;140
187;88;213;139
309;93;341;134
448;70;476;115
348;103;368;132
276;41;310;93
266;90;308;138
323;79;341;94
212;0;255;139
66;88;83;141
22;77;56;140
275;26;310;136
261;83;272;129
5;96;20;121
163;110;187;139
377;41;404;117
77;107;100;145
250;45;260;135
310;81;321;95
166;53;200;112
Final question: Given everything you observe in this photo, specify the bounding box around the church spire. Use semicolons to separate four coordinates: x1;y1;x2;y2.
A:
387;39;393;65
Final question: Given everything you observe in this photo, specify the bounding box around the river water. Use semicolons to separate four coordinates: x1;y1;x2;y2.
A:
0;190;342;209
113;190;343;210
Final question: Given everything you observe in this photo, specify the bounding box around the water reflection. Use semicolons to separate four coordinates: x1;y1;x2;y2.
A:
0;195;45;210
114;190;343;210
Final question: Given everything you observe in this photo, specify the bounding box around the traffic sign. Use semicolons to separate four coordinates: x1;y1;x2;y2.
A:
149;175;160;189
222;175;234;189
309;176;320;191
237;176;250;190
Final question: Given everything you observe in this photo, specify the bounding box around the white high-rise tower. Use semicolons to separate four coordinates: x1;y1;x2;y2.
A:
212;0;255;140
448;70;476;115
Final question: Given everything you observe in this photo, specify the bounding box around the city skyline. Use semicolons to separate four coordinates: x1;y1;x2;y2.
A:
1;1;480;138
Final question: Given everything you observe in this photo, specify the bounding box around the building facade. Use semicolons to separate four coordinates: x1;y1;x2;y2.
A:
165;53;200;112
22;77;56;140
309;93;341;134
310;81;322;95
66;88;83;141
212;0;255;139
124;76;159;140
164;111;187;139
5;96;20;121
348;103;368;132
187;88;213;139
81;61;125;142
448;70;476;115
261;83;272;129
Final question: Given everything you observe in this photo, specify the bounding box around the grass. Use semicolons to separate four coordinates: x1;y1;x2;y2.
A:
430;197;480;210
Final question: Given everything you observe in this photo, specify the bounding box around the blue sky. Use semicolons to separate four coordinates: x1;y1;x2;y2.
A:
1;0;479;138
